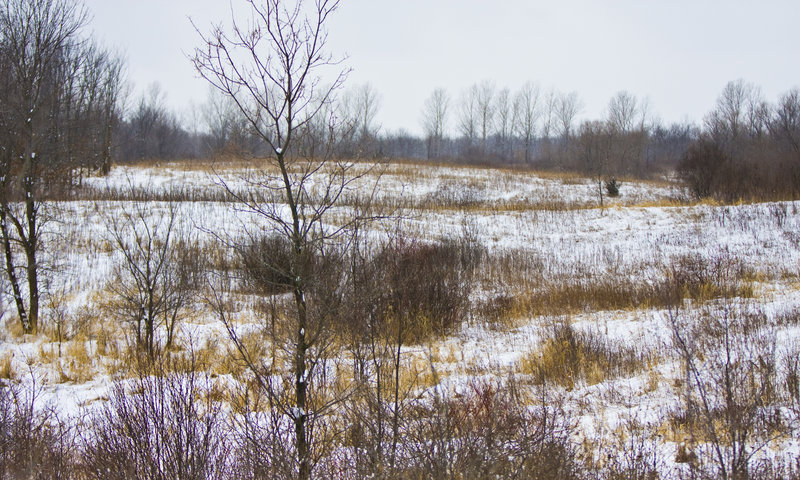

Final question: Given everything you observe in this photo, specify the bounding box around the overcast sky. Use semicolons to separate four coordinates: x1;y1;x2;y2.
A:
84;0;799;136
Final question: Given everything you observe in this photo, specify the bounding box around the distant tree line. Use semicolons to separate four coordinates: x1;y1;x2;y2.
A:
102;72;798;204
679;80;800;201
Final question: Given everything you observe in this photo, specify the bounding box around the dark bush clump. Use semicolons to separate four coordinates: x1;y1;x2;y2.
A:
241;234;296;294
364;237;476;342
605;177;620;197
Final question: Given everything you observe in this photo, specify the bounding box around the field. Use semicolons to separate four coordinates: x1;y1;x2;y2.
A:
2;158;800;478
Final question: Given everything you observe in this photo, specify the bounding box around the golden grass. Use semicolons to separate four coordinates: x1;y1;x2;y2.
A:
518;322;649;389
0;351;15;380
1;317;26;341
59;337;95;383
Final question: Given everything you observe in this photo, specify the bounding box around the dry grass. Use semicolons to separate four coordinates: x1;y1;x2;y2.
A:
0;351;14;380
196;331;270;378
1;317;26;340
59;337;95;383
519;322;650;389
478;247;755;328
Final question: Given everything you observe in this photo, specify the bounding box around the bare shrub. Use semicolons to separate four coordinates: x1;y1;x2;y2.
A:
371;238;474;341
0;380;76;479
240;234;294;294
344;234;476;345
80;356;230;480
668;304;783;480
227;383;300;480
401;379;585;480
334;228;483;477
421;178;487;209
667;249;753;303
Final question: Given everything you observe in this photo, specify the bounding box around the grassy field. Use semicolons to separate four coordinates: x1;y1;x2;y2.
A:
2;158;800;478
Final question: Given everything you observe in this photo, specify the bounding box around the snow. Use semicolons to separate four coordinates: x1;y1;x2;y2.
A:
2;161;800;475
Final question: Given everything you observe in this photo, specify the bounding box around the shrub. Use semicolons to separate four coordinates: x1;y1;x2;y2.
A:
678;136;727;199
668;304;784;480
666;249;752;303
402;379;585;479
80;356;230;480
240;234;295;294
605;177;620;197
0;382;76;479
353;237;475;343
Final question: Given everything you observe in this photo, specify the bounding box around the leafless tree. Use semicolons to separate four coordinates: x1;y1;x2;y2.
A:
606;90;644;175
514;81;542;164
494;86;513;160
421;87;449;159
704;79;769;159
105;197;195;360
705;80;752;141
555;90;583;143
125;83;182;160
607;90;639;134
769;87;800;161
536;88;559;165
193;1;376;478
202;87;255;155
343;82;381;154
458;84;478;147
476;80;495;153
0;0;121;334
577;120;613;209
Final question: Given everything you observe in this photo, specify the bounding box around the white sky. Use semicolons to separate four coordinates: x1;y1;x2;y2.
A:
84;0;799;136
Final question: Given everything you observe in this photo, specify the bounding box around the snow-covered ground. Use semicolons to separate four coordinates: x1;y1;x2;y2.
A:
2;160;800;475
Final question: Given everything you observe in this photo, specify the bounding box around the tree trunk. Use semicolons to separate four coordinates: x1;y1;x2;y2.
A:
0;209;29;331
294;287;310;480
23;165;39;334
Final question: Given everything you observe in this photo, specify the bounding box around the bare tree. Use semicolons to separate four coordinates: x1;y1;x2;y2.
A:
476;80;495;153
705;80;753;142
577;120;613;209
345;82;381;152
193;1;370;478
458;84;478;147
494;86;513;160
769;87;800;161
606;90;641;175
607;90;639;134
704;79;770;160
513;81;542;164
105;197;194;360
202;87;255;155
125;83;185;160
421;87;449;159
536;88;559;165
555;90;583;143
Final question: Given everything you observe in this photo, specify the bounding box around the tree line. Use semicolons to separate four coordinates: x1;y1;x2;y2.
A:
113;76;800;204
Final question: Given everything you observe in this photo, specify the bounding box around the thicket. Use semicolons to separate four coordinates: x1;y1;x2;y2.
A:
678;83;800;202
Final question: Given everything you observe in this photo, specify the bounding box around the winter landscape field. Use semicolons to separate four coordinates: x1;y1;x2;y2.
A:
2;0;799;478
2;159;800;478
